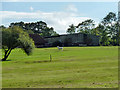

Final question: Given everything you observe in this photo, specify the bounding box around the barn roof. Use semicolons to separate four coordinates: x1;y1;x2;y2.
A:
29;34;46;45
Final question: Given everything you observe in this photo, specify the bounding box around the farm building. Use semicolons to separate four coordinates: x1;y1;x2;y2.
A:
29;33;99;47
44;33;99;47
29;34;46;48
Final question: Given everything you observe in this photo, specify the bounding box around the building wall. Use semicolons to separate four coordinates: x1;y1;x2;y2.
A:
45;33;99;46
87;34;99;45
66;33;84;44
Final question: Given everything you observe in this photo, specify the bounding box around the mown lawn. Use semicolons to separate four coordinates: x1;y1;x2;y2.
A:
2;46;118;88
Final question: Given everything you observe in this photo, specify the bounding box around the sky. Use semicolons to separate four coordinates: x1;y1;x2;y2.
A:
0;1;119;34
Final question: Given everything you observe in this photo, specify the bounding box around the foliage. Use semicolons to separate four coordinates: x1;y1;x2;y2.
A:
66;12;119;46
9;21;59;37
2;26;35;61
66;24;76;34
40;27;59;37
1;12;119;47
96;24;109;46
77;19;95;34
99;12;119;46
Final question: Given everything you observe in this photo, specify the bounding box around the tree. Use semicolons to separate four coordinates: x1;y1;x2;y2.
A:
66;24;76;34
96;24;110;46
9;21;59;37
0;25;6;29
2;26;35;61
40;27;59;37
77;19;95;34
100;12;118;45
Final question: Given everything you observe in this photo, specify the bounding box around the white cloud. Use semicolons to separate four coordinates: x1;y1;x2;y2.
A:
65;5;78;12
30;7;34;11
0;10;92;34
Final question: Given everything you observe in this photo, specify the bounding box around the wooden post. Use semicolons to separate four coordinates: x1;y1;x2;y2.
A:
50;54;52;62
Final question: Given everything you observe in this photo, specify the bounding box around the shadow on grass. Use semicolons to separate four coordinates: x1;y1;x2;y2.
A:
24;60;51;64
1;59;12;62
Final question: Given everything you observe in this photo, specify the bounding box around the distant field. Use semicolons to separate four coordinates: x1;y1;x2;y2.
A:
2;46;118;88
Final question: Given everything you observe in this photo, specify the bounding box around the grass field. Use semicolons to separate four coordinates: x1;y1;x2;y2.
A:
2;46;118;88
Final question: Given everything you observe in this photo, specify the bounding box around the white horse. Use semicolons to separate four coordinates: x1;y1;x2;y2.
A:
57;46;63;51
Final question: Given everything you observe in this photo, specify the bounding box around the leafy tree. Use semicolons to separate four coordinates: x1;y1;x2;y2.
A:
25;30;34;34
40;27;59;37
100;12;118;45
66;24;76;34
2;26;35;61
77;19;95;34
96;24;109;46
49;27;59;36
90;26;100;36
0;25;6;29
10;21;59;37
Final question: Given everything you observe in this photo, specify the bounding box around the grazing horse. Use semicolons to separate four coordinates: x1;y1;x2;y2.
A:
57;46;63;51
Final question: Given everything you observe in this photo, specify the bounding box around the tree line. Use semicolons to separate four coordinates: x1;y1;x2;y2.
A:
1;12;119;46
1;11;120;61
67;12;120;46
1;21;59;37
0;21;60;61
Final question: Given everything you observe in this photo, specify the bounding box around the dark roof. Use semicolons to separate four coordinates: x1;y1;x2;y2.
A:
29;34;46;45
44;35;61;38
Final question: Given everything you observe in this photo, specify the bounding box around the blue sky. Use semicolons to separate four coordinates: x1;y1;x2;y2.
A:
0;2;118;34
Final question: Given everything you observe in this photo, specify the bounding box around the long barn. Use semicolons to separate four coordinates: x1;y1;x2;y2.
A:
44;33;99;47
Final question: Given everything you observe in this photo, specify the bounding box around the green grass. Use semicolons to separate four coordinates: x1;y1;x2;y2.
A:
2;46;118;88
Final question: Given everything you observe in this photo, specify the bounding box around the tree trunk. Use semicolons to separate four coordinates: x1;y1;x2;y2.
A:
2;49;12;61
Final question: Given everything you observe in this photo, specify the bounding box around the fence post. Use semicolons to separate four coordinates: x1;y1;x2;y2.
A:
50;54;52;62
